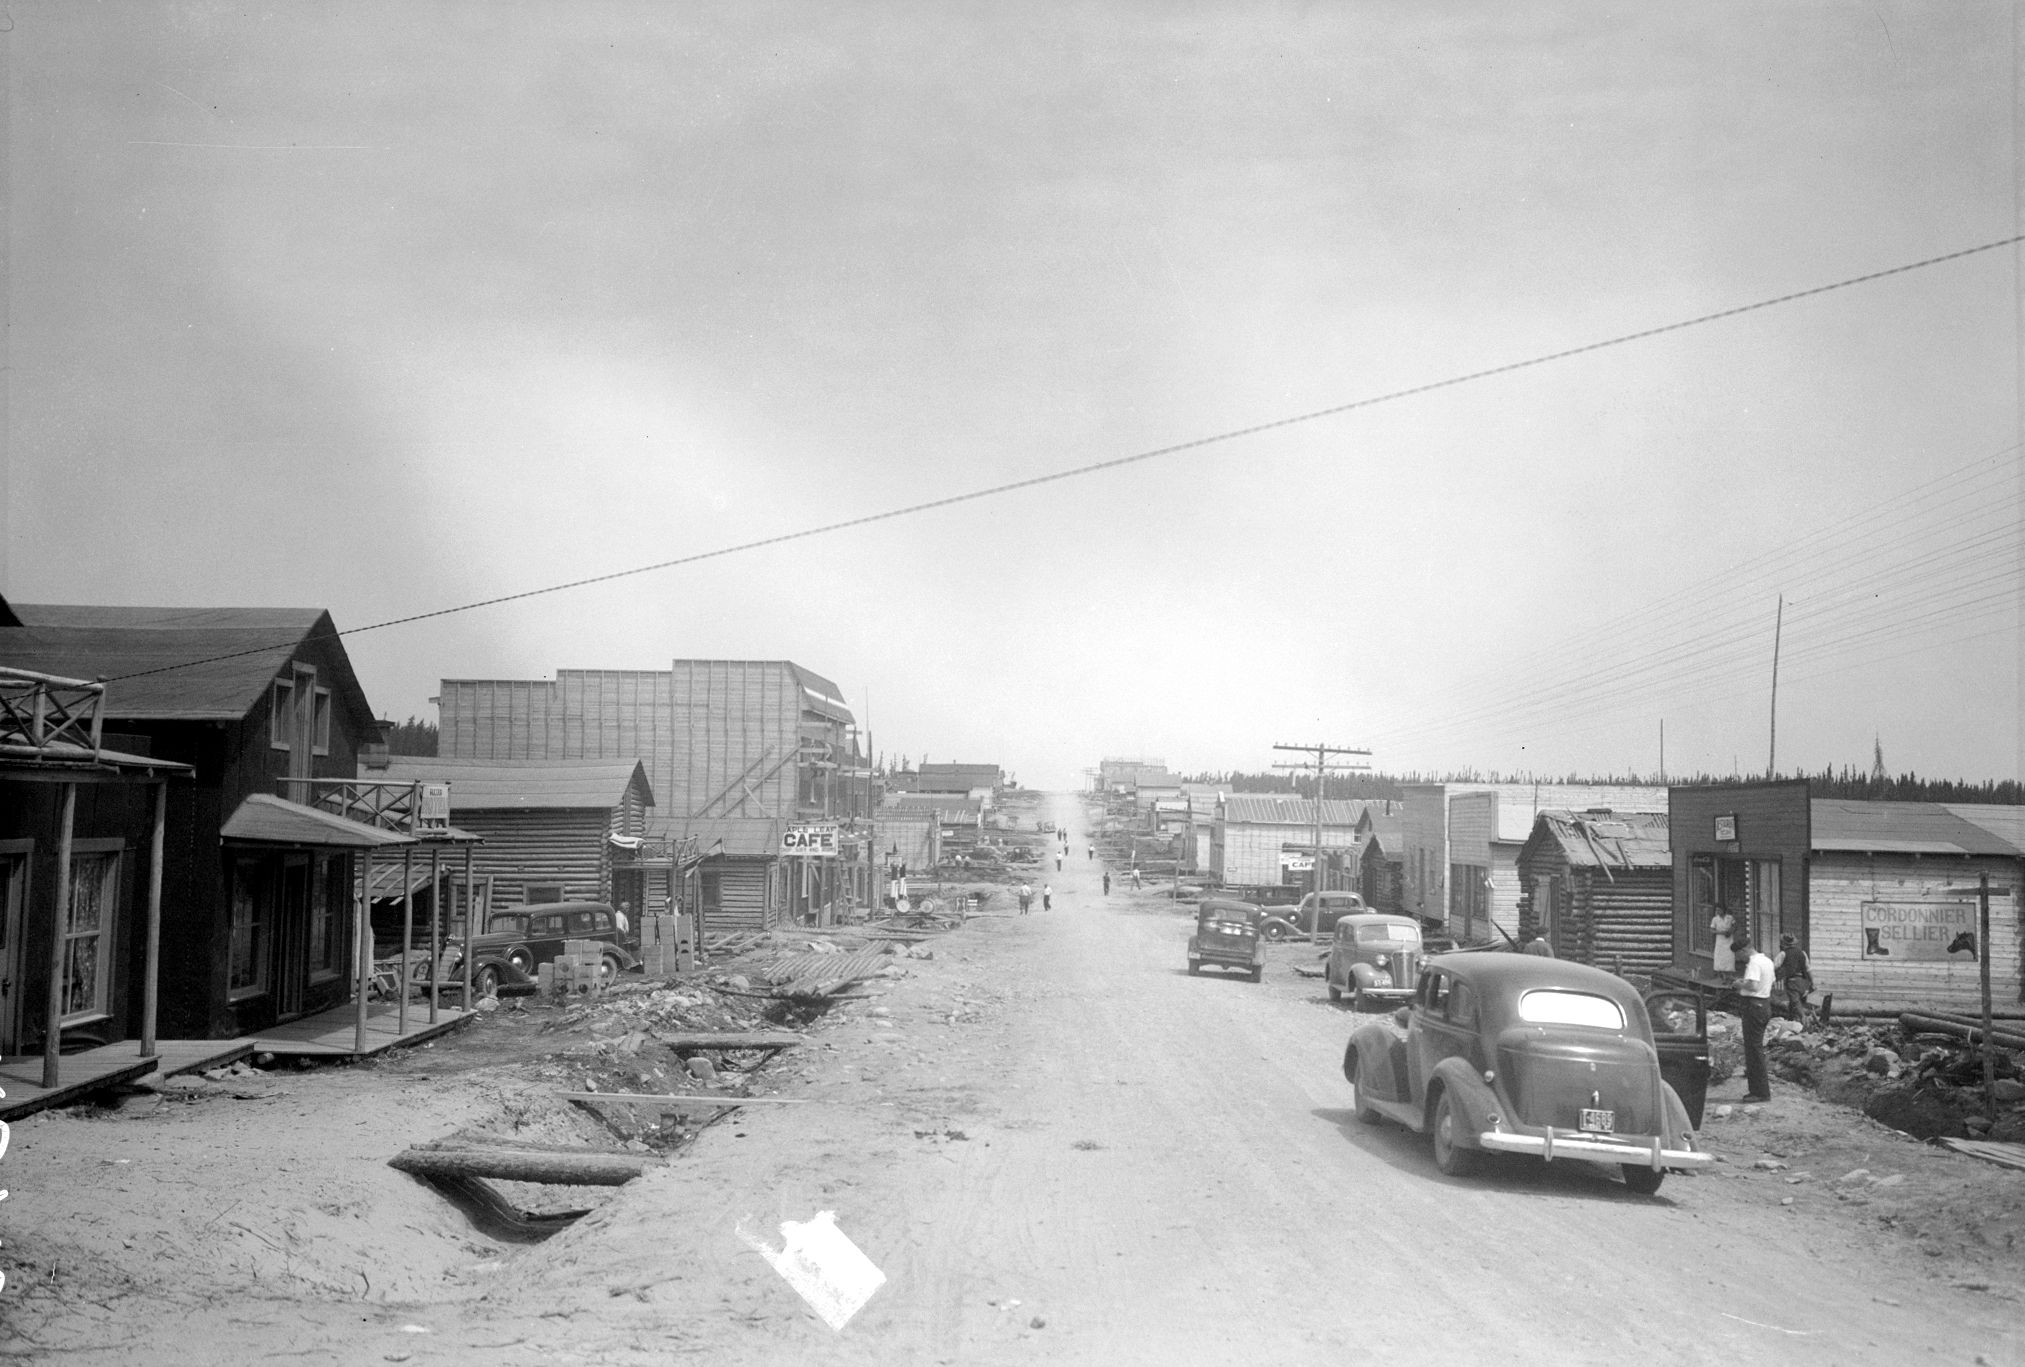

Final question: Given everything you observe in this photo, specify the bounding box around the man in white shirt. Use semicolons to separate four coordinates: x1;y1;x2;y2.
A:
1734;932;1777;1102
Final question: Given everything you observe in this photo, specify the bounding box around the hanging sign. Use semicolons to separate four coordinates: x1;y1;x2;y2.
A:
781;823;841;858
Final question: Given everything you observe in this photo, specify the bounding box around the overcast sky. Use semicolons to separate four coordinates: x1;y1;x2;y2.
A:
4;3;2018;791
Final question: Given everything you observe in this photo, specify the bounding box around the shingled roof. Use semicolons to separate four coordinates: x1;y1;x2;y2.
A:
0;604;370;724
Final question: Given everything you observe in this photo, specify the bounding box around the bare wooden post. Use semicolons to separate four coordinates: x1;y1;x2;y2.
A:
1980;871;1996;1121
355;848;372;1054
141;779;167;1057
44;782;77;1089
462;844;476;1008
428;844;441;1024
399;845;413;1035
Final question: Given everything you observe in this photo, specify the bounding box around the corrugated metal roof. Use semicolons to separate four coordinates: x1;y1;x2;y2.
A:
1;604;368;723
1944;804;2025;851
914;763;1001;792
1811;799;2020;856
380;756;654;810
1525;809;1671;869
221;794;417;848
1220;796;1367;828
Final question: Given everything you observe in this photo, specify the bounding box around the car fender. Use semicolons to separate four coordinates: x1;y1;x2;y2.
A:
1425;1058;1499;1142
604;946;640;971
1344;1021;1407;1096
1659;1079;1698;1144
1350;961;1395;990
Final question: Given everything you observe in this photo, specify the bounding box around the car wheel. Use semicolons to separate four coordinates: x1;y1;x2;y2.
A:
1430;1091;1480;1178
1350;985;1365;1013
473;964;501;998
1622;1165;1666;1196
1263;923;1287;942
1249;965;1263;983
507;947;533;976
1327;977;1342;1002
1188;959;1200;975
1353;1070;1383;1127
598;951;625;985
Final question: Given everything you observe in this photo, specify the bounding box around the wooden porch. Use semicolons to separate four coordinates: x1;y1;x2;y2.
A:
252;1000;471;1058
0;1037;253;1121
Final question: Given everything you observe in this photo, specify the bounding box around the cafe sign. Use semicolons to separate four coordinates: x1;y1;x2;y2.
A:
781;823;841;858
1859;900;1977;961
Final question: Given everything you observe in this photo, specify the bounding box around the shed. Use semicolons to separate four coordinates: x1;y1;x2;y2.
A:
1211;796;1365;888
1516;810;1673;973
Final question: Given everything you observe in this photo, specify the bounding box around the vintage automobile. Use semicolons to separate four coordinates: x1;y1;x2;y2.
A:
1341;952;1713;1194
1187;898;1266;982
1324;913;1427;1011
467;901;641;988
1263;890;1372;940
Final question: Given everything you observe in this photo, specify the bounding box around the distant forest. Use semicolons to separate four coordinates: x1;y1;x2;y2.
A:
1183;768;2024;806
385;717;439;757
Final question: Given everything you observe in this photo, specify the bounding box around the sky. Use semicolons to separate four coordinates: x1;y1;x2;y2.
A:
3;2;2019;791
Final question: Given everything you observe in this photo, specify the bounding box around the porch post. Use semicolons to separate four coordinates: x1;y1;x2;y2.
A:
44;782;77;1089
355;848;371;1054
141;779;167;1057
428;844;441;1024
462;843;475;1007
398;846;413;1035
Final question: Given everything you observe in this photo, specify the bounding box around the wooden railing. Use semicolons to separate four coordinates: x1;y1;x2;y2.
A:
278;777;449;833
0;667;105;758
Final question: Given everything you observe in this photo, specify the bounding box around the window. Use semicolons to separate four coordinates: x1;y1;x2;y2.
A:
525;884;564;905
270;680;294;749
568;911;596;934
63;851;121;1022
1446;979;1476;1025
1423;971;1450;1012
1517;990;1626;1030
229;858;267;999
308;855;343;979
1356;922;1420;945
312;687;332;756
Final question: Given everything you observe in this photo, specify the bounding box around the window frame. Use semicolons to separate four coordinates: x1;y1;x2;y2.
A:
270;679;294;750
311;686;332;756
228;855;270;1002
61;841;125;1026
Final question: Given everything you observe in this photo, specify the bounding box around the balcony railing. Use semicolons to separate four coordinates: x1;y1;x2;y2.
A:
278;777;451;833
0;667;105;759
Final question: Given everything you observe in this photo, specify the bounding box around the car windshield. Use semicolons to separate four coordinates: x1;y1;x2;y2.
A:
1516;989;1625;1030
1355;923;1419;944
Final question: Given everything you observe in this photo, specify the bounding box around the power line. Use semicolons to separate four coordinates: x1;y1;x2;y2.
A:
99;231;2025;685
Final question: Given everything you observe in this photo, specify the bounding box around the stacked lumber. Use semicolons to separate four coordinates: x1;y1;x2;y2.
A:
760;946;891;997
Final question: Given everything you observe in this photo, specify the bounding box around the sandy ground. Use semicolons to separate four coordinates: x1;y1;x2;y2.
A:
3;791;2023;1365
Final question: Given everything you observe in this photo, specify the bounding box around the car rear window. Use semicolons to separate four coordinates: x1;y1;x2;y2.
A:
1355;923;1419;945
1517;990;1625;1030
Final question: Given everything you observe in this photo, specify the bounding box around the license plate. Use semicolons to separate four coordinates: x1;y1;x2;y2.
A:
1579;1108;1616;1134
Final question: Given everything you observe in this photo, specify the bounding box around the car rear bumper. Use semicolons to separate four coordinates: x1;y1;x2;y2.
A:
1479;1130;1713;1170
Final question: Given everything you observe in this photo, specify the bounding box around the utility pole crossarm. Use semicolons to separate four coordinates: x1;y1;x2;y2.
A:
1266;740;1373;934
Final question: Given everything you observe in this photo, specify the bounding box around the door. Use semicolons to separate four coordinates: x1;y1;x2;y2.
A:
274;856;311;1019
0;844;29;1054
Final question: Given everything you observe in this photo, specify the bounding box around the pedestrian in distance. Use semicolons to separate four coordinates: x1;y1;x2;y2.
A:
1087;845;1093;861
1103;871;1111;895
1520;927;1554;957
1018;882;1033;916
1131;867;1141;890
1734;931;1776;1102
1056;855;1063;871
1709;903;1737;981
1776;933;1815;1026
615;900;632;935
1042;883;1053;911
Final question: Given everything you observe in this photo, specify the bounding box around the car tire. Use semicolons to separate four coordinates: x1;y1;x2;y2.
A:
1327;977;1342;1002
1353;1077;1383;1127
1350;985;1365;1014
1188;960;1200;975
598;951;625;985
473;964;501;998
1263;923;1286;942
1621;1165;1666;1196
507;947;533;976
1431;1091;1480;1178
1249;965;1263;983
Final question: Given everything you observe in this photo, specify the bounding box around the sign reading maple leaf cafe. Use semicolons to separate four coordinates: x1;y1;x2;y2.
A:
781;823;841;858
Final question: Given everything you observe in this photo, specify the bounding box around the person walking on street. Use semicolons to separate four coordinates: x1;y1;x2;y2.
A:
1776;933;1815;1025
1735;932;1776;1101
1709;904;1737;981
1056;855;1063;871
1018;882;1033;915
1042;883;1053;912
1130;867;1141;890
1087;845;1093;861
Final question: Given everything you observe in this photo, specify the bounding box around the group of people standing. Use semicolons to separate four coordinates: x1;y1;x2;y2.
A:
1709;904;1816;1105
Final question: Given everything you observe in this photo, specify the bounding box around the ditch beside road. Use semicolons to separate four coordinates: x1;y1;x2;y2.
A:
3;792;2021;1365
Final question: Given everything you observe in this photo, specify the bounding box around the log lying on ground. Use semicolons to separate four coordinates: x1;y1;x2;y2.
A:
563;1090;813;1107
415;1173;592;1243
1899;1013;2025;1052
650;1030;806;1050
390;1145;654;1186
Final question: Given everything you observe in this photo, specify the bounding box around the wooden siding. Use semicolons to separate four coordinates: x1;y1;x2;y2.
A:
1808;852;2023;1012
702;861;772;933
1360;854;1405;915
1668;782;1812;963
449;809;612;907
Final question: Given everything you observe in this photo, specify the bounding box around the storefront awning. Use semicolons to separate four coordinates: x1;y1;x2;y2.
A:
221;793;420;849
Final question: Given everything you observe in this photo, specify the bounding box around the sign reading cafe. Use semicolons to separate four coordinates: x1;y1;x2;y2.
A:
1859;900;1979;961
781;823;841;858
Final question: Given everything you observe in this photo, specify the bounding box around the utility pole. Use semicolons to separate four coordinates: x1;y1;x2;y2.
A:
1767;594;1784;778
1271;741;1372;937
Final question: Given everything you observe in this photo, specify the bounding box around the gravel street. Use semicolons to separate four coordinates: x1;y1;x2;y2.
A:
5;793;2022;1365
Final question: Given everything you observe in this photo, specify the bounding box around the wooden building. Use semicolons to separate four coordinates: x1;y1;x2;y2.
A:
1354;805;1406;915
378;757;653;910
2;605;406;1041
911;763;1002;798
1669;783;2025;1012
436;659;864;929
1516;810;1673;973
1210;797;1365;888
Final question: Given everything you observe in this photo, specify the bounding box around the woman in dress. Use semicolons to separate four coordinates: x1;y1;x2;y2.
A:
1710;904;1737;980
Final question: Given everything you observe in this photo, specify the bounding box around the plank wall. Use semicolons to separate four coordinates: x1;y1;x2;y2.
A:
1809;852;2022;1011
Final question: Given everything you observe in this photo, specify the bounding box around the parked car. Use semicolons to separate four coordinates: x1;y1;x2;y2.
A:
467;901;640;988
1341;952;1713;1194
1262;890;1371;940
1188;898;1266;982
1324;913;1427;1011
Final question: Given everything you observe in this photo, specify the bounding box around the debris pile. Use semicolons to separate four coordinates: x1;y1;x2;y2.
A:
1755;1012;2025;1142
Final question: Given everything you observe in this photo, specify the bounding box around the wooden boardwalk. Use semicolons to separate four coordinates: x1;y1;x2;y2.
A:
253;1002;471;1058
0;1036;252;1121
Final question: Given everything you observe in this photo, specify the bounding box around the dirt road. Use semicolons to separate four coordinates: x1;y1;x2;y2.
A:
6;792;2022;1364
